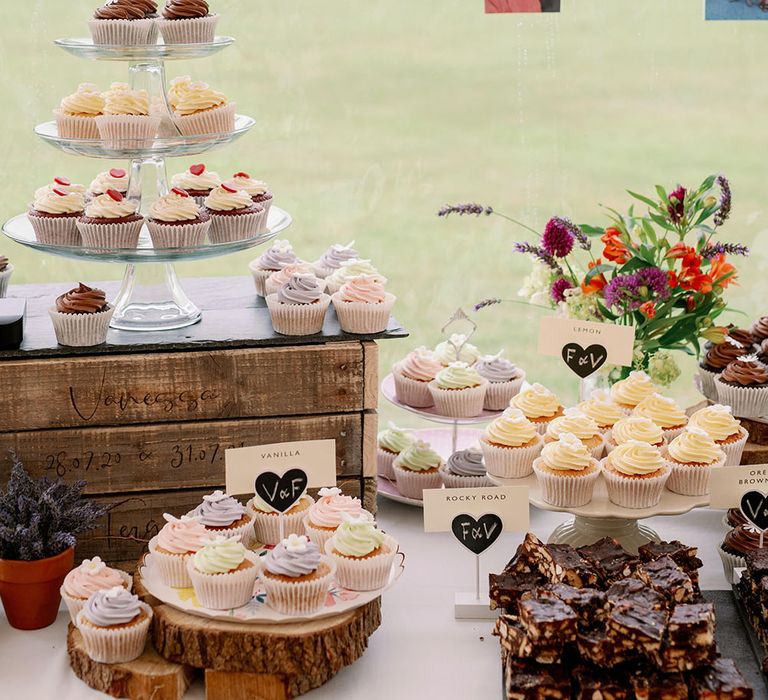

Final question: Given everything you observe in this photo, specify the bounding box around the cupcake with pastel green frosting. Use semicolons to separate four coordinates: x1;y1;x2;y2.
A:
246;486;315;546
428;361;488;418
324;258;386;295
377;422;415;480
533;432;602;508
187;536;258;610
480;407;544;479
324;515;398;591
392;439;444;500
434;334;481;366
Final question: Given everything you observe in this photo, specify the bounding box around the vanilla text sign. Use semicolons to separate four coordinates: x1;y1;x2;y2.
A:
422;486;529;533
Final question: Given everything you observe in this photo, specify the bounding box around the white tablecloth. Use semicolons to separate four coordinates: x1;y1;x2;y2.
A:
0;499;732;699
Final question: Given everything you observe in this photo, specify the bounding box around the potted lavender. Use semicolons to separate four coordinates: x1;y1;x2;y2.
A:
0;455;110;630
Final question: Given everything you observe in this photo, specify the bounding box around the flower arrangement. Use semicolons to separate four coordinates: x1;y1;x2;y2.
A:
438;175;748;386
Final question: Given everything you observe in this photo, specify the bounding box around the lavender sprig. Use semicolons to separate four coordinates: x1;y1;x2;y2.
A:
701;242;749;259
513;242;564;275
474;298;502;312
437;203;494;218
551;216;591;251
714;175;731;227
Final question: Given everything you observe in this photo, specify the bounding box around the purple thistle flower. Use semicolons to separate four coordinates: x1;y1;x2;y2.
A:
513;241;564;275
551;277;574;303
701;242;749;259
549;216;591;251
474;298;502;312
667;185;686;224
541;217;575;257
437;203;494;217
714;175;732;227
603;267;670;311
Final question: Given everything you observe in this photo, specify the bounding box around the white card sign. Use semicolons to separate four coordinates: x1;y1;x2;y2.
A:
423;486;529;533
708;464;768;509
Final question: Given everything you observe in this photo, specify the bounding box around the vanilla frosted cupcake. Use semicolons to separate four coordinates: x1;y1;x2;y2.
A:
606;415;666;453
632;393;689;441
545;408;604;458
601;440;670;509
188;536;258;610
325;259;386;295
314;241;359;278
434;333;481;366
147;188;210;248
480;408;544;479
474;352;526;411
248;239;301;296
303;487;373;550
171;78;236;136
60;557;132;625
35;176;87;201
508;383;564;434
392;440;444;499
440;446;492;488
170;163;222;205
188;490;253;544
149;513;211;587
533;433;602;507
77;190;143;249
392;346;442;408
88;168;129;199
576;389;627;432
231;172;272;223
96;82;160;148
332;275;396;334
688;404;748;467
264;263;319;297
377;422;414;479
267;273;331;336
28;186;85;246
663;427;726;496
246;487;314;546
204;182;264;243
428;361;488;417
610;370;657;411
324;516;398;591
76;587;153;664
54;83;104;139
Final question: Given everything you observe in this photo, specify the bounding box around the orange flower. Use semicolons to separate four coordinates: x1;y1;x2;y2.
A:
639;301;656;318
679;270;713;294
666;243;691;259
667;270;678;288
601;228;629;264
581;258;607;295
709;254;738;289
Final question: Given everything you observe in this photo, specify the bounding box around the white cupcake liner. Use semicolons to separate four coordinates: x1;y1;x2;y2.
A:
659;424;688;442
545;435;605;460
392;368;435;408
480;435;543;479
49;306;114;347
247;497;313;546
254;197;273;230
601;459;671;509
377;447;398;480
265;293;330;336
483;374;526;411
188;558;259;610
438;466;493;489
248;264;274;297
302;518;340;552
208;209;262;243
533;459;602;508
76;604;153;664
663;450;725;496
156;14;219;43
77;217;144;250
715;379;768;419
0;266;11;298
428;379;489;418
174;102;237;137
54;111;100;140
259;557;336;615
95;114;161;149
28;212;82;246
331;292;396;335
148;538;197;588
201;518;255;547
60;571;133;626
718;544;746;585
265;275;325;298
698;366;721;402
528;415;560;435
392;461;443;500
147;218;210;249
719;427;749;467
88;17;156;46
324;535;398;591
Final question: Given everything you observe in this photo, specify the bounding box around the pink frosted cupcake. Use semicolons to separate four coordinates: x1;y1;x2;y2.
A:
605;415;666;454
171;78;236;136
439;446;492;488
688;403;749;467
231;172;273;224
632;393;689;441
188;490;253;544
610;370;658;411
313;241;359;279
203;182;264;243
576;389;628;433
246;489;315;546
508;383;564;434
545;408;605;459
480;408;544;479
188;536;259;610
149;513;211;588
266;274;331;336
264;263;319;297
601;440;670;509
332;275;396;334
533;433;602;508
60;557;132;625
663;427;726;496
170;163;222;206
428;362;488;417
248;239;302;296
77;189;144;250
474;351;526;411
302;487;373;551
28;186;85;246
392;346;443;408
54;83;104;140
95;83;160;149
147;188;211;248
392;440;444;499
377;423;415;480
88;168;130;200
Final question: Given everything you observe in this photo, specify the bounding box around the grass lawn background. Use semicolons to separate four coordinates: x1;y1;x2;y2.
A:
1;0;766;426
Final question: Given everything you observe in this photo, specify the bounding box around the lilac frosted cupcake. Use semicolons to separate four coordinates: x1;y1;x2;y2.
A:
606;415;666;453
248;239;301;296
434;333;481;366
663;427;726;496
610;370;657;411
149;513;211;587
715;356;768;419
474;352;526;411
147;188;210;248
439;446;492;488
481;408;544;479
508;383;564;434
576;389;627;433
266;273;331;336
264;263;319;297
188;536;258;610
231;172;273;224
533;433;602;508
392;440;443;499
54;83;104;140
377;423;414;480
313;242;359;279
28;186;85;246
688;404;748;467
601;441;670;509
77;190;144;250
332;275;396;335
203;182;264;243
632;393;689;441
392;346;443;408
545;408;605;458
188;490;253;544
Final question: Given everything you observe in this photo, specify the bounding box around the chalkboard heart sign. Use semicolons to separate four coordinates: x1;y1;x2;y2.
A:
561;342;608;379
254;468;308;513
740;490;768;531
451;513;503;555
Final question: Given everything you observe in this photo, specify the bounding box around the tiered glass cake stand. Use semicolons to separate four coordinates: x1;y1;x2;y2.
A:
2;37;291;331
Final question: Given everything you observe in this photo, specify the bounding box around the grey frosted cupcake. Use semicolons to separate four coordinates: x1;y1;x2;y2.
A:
313;241;360;278
248;239;301;296
474;351;526;411
266;274;331;336
439;446;492;488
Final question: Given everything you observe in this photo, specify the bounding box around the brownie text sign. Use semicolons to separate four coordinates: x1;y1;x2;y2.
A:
538;317;635;376
422;486;529;533
225;439;337;496
709;464;768;509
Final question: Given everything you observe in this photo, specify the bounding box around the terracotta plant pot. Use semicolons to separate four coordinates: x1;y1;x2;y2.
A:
0;546;74;630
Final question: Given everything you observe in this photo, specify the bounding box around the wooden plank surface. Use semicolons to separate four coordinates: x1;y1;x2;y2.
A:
0;343;365;432
0;276;407;360
362;341;380;410
4;414;366;493
362;411;378;479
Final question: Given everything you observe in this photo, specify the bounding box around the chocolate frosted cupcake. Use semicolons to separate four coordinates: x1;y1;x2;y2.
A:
266;273;331;336
0;256;13;298
54;83;104;139
392;346;442;408
147;187;210;248
440;446;492;488
88;168;129;199
171;78;235;136
95;82;161;148
331;275;396;335
698;336;748;401
170;163;221;205
719;525;765;583
231;172;273;225
203;182;263;243
49;283;114;346
751;316;768;344
715;355;768;418
28;187;85;246
77;189;144;249
474;351;525;411
313;242;359;279
689;403;749;467
89;0;159;46
248;239;301;296
157;0;219;44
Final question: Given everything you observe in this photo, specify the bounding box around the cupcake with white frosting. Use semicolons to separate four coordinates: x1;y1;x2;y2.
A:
576;389;628;432
170;77;236;136
632;393;689;441
392;346;442;408
601;440;670;509
54;83;104;139
231;172;273;223
332;275;396;335
392;440;443;499
663;427;726;496
533;432;602;507
203;182;264;243
170;163;222;206
606;415;666;453
88;168;130;200
610;370;657;411
377;423;414;480
313;242;360;279
508;383;564;434
248;239;302;296
76;189;144;249
35;176;87;201
28;186;85;246
325;259;386;295
545;408;604;458
246;485;315;546
147;188;210;248
434;333;481;366
474;351;526;410
688;404;748;467
266;273;331;336
440;446;492;488
95;82;161;148
480;408;544;479
428;361;488;417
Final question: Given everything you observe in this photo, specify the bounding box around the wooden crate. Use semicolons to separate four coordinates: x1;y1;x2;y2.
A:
0;277;406;569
